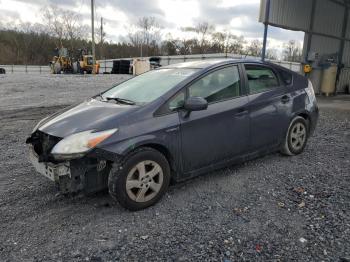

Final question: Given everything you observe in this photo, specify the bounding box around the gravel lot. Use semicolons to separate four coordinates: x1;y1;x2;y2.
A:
0;74;349;261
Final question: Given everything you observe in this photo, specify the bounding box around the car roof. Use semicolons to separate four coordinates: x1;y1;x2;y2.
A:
162;59;267;69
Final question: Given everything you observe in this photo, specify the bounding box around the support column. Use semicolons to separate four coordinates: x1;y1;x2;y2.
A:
261;0;271;61
336;5;349;93
304;0;317;62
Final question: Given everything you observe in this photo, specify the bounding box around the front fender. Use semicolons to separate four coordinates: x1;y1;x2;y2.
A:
98;134;167;157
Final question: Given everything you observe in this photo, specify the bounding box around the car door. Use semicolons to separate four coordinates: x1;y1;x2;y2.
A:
244;63;292;151
178;65;250;174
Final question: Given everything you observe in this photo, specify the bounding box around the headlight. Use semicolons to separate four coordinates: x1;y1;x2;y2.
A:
51;129;118;160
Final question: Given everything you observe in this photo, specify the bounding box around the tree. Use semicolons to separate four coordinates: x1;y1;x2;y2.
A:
182;22;215;54
211;32;226;53
228;35;245;55
266;48;278;60
127;16;161;57
42;5;65;47
283;40;302;62
245;40;263;57
42;5;87;50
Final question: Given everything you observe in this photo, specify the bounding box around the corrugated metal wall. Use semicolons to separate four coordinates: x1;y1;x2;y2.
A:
261;0;346;36
338;69;350;91
343;41;350;66
347;15;350;39
338;41;350;91
259;0;312;31
260;0;350;93
313;0;345;37
309;35;341;55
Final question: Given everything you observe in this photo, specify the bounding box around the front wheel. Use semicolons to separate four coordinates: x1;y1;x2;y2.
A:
108;147;171;211
281;116;308;156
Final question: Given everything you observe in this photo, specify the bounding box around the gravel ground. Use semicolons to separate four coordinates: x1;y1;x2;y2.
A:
0;74;349;261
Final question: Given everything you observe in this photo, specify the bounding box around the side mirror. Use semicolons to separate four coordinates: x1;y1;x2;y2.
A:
183;97;208;112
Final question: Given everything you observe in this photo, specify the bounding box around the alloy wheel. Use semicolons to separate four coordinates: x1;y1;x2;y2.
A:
126;160;164;203
290;122;306;151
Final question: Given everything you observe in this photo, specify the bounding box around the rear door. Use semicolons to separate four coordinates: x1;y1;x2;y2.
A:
244;64;292;151
178;65;250;173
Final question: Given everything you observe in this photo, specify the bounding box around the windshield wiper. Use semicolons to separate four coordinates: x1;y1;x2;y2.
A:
105;97;136;105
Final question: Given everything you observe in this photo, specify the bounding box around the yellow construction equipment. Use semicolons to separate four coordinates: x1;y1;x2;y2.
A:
78;54;99;74
50;48;74;74
50;47;99;74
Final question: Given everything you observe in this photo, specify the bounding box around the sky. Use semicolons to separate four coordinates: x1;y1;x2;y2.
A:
0;0;304;55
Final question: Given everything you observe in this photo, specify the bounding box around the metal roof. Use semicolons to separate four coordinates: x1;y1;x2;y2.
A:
260;0;349;41
260;0;350;92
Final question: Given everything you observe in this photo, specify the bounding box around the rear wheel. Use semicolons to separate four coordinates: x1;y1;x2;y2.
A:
108;147;171;211
281;116;308;156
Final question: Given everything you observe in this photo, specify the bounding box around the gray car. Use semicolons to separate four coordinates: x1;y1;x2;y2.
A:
26;59;319;210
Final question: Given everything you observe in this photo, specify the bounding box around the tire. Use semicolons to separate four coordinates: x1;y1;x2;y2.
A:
54;62;61;74
108;147;171;211
72;62;78;74
281;116;309;156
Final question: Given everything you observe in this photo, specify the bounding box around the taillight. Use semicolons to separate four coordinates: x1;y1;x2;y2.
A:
305;80;316;104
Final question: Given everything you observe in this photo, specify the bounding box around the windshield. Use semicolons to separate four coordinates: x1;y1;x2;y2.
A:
102;68;199;104
87;57;93;65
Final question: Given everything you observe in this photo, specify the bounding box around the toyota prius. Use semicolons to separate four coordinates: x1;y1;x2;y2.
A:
26;59;318;210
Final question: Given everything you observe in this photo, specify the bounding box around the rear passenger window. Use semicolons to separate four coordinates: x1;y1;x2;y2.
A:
245;65;279;94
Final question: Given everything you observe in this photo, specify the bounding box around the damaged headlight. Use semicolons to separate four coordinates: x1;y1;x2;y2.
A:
51;129;118;160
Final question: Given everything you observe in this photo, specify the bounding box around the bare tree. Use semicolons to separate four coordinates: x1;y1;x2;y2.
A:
42;6;65;48
127;29;143;52
245;40;263;57
211;31;226;53
195;22;215;53
227;35;245;55
283;40;302;62
266;48;278;60
127;16;161;56
63;11;88;49
42;5;88;50
183;22;215;54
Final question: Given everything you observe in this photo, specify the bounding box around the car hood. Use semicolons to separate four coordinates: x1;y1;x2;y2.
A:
38;99;137;137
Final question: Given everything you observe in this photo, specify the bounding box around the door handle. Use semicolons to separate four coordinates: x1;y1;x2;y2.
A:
281;95;290;103
235;108;248;117
165;127;179;133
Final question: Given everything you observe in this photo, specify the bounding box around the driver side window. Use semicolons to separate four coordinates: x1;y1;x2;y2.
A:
188;65;241;103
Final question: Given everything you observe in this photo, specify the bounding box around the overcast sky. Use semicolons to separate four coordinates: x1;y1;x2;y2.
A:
0;0;304;52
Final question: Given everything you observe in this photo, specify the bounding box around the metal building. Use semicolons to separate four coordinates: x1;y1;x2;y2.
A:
259;0;350;93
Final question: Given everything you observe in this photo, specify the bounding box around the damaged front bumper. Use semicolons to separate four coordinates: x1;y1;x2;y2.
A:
29;147;71;183
29;145;110;194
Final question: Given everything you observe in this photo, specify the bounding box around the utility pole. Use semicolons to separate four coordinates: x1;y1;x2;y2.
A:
140;41;143;57
91;0;96;74
100;17;103;59
100;17;103;44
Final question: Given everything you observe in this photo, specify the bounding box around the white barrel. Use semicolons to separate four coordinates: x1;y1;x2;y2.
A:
321;64;337;95
133;59;151;75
